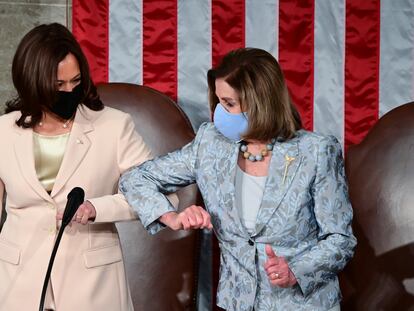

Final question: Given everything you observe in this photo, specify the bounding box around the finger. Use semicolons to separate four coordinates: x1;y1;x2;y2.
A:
80;212;89;225
194;207;210;228
74;213;84;223
265;258;287;272
266;265;283;277
73;205;84;222
191;205;210;228
56;212;63;220
75;211;83;223
268;271;283;280
180;215;191;230
188;207;204;227
265;244;277;259
183;208;197;227
201;211;212;229
264;256;281;270
79;205;91;224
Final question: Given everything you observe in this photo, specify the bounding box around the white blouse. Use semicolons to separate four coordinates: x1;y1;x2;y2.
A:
234;165;267;234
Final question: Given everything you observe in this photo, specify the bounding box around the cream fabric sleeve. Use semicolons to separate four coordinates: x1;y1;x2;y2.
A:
90;113;151;223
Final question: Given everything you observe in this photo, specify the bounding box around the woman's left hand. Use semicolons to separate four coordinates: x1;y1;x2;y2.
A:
56;200;96;225
264;244;297;287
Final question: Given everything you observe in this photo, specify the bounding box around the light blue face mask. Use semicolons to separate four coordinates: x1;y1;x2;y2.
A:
213;103;248;141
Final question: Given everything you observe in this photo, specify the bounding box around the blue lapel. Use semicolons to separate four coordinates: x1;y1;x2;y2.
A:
213;134;249;237
253;137;302;236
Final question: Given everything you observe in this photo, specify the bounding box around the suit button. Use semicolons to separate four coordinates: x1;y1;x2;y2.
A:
248;239;254;246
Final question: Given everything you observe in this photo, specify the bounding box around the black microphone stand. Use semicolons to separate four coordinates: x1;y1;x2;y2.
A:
38;224;66;310
38;187;84;311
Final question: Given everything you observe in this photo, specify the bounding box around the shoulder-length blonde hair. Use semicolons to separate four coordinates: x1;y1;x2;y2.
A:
207;48;302;141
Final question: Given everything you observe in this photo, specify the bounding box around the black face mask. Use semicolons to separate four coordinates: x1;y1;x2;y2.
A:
51;84;83;120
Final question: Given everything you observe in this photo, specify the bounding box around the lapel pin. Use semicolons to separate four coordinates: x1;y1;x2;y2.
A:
282;155;295;185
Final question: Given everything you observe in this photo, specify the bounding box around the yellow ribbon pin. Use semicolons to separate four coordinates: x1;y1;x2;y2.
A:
282;155;295;184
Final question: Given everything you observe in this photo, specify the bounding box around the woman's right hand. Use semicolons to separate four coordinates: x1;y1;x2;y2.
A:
159;205;213;230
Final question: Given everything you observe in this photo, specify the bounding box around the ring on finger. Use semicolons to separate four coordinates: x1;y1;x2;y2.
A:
272;273;280;279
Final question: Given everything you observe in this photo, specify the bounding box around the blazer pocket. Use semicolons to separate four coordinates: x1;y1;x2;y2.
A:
83;243;123;268
0;239;21;265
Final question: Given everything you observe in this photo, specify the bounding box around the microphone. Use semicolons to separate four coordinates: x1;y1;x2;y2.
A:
39;187;85;311
61;187;85;228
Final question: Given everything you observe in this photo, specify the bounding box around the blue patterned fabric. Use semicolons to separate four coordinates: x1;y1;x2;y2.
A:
120;122;356;311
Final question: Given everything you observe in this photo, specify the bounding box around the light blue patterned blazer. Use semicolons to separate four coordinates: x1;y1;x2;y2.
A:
119;122;356;311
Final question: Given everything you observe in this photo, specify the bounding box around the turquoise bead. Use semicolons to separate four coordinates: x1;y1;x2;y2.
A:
240;144;248;152
248;155;256;161
266;144;274;151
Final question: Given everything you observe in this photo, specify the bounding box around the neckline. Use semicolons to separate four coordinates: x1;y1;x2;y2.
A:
33;131;71;138
236;165;267;179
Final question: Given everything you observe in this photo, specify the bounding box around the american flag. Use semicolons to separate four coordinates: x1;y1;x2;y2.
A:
72;0;414;151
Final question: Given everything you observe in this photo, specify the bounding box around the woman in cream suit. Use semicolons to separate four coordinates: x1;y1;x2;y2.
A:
0;23;150;310
120;48;357;310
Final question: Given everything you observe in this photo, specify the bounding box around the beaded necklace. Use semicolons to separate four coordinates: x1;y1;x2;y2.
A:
239;138;276;162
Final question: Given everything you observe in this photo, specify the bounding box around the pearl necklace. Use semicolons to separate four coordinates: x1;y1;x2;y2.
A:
38;119;71;129
240;138;276;162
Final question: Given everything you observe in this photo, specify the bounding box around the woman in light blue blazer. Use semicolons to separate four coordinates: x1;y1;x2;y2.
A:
120;48;356;311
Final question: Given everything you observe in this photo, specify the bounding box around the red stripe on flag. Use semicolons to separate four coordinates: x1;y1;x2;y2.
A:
142;0;178;101
344;0;380;149
278;0;315;131
211;2;245;309
72;0;109;83
211;0;245;67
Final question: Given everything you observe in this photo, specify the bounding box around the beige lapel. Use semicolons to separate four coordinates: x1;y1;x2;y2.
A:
13;126;53;203
51;107;93;197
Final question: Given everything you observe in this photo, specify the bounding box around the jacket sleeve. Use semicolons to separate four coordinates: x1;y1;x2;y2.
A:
89;113;156;223
288;135;357;297
119;123;208;234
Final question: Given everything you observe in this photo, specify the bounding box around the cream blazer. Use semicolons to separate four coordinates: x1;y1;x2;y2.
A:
0;105;151;310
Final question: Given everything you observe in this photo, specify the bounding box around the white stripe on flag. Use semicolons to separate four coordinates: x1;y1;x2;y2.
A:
177;3;213;310
109;0;142;84
313;0;346;145
379;0;414;116
177;0;212;130
245;0;278;59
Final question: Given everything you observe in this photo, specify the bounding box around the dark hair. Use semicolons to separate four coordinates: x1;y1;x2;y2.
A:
208;48;302;141
5;23;103;128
